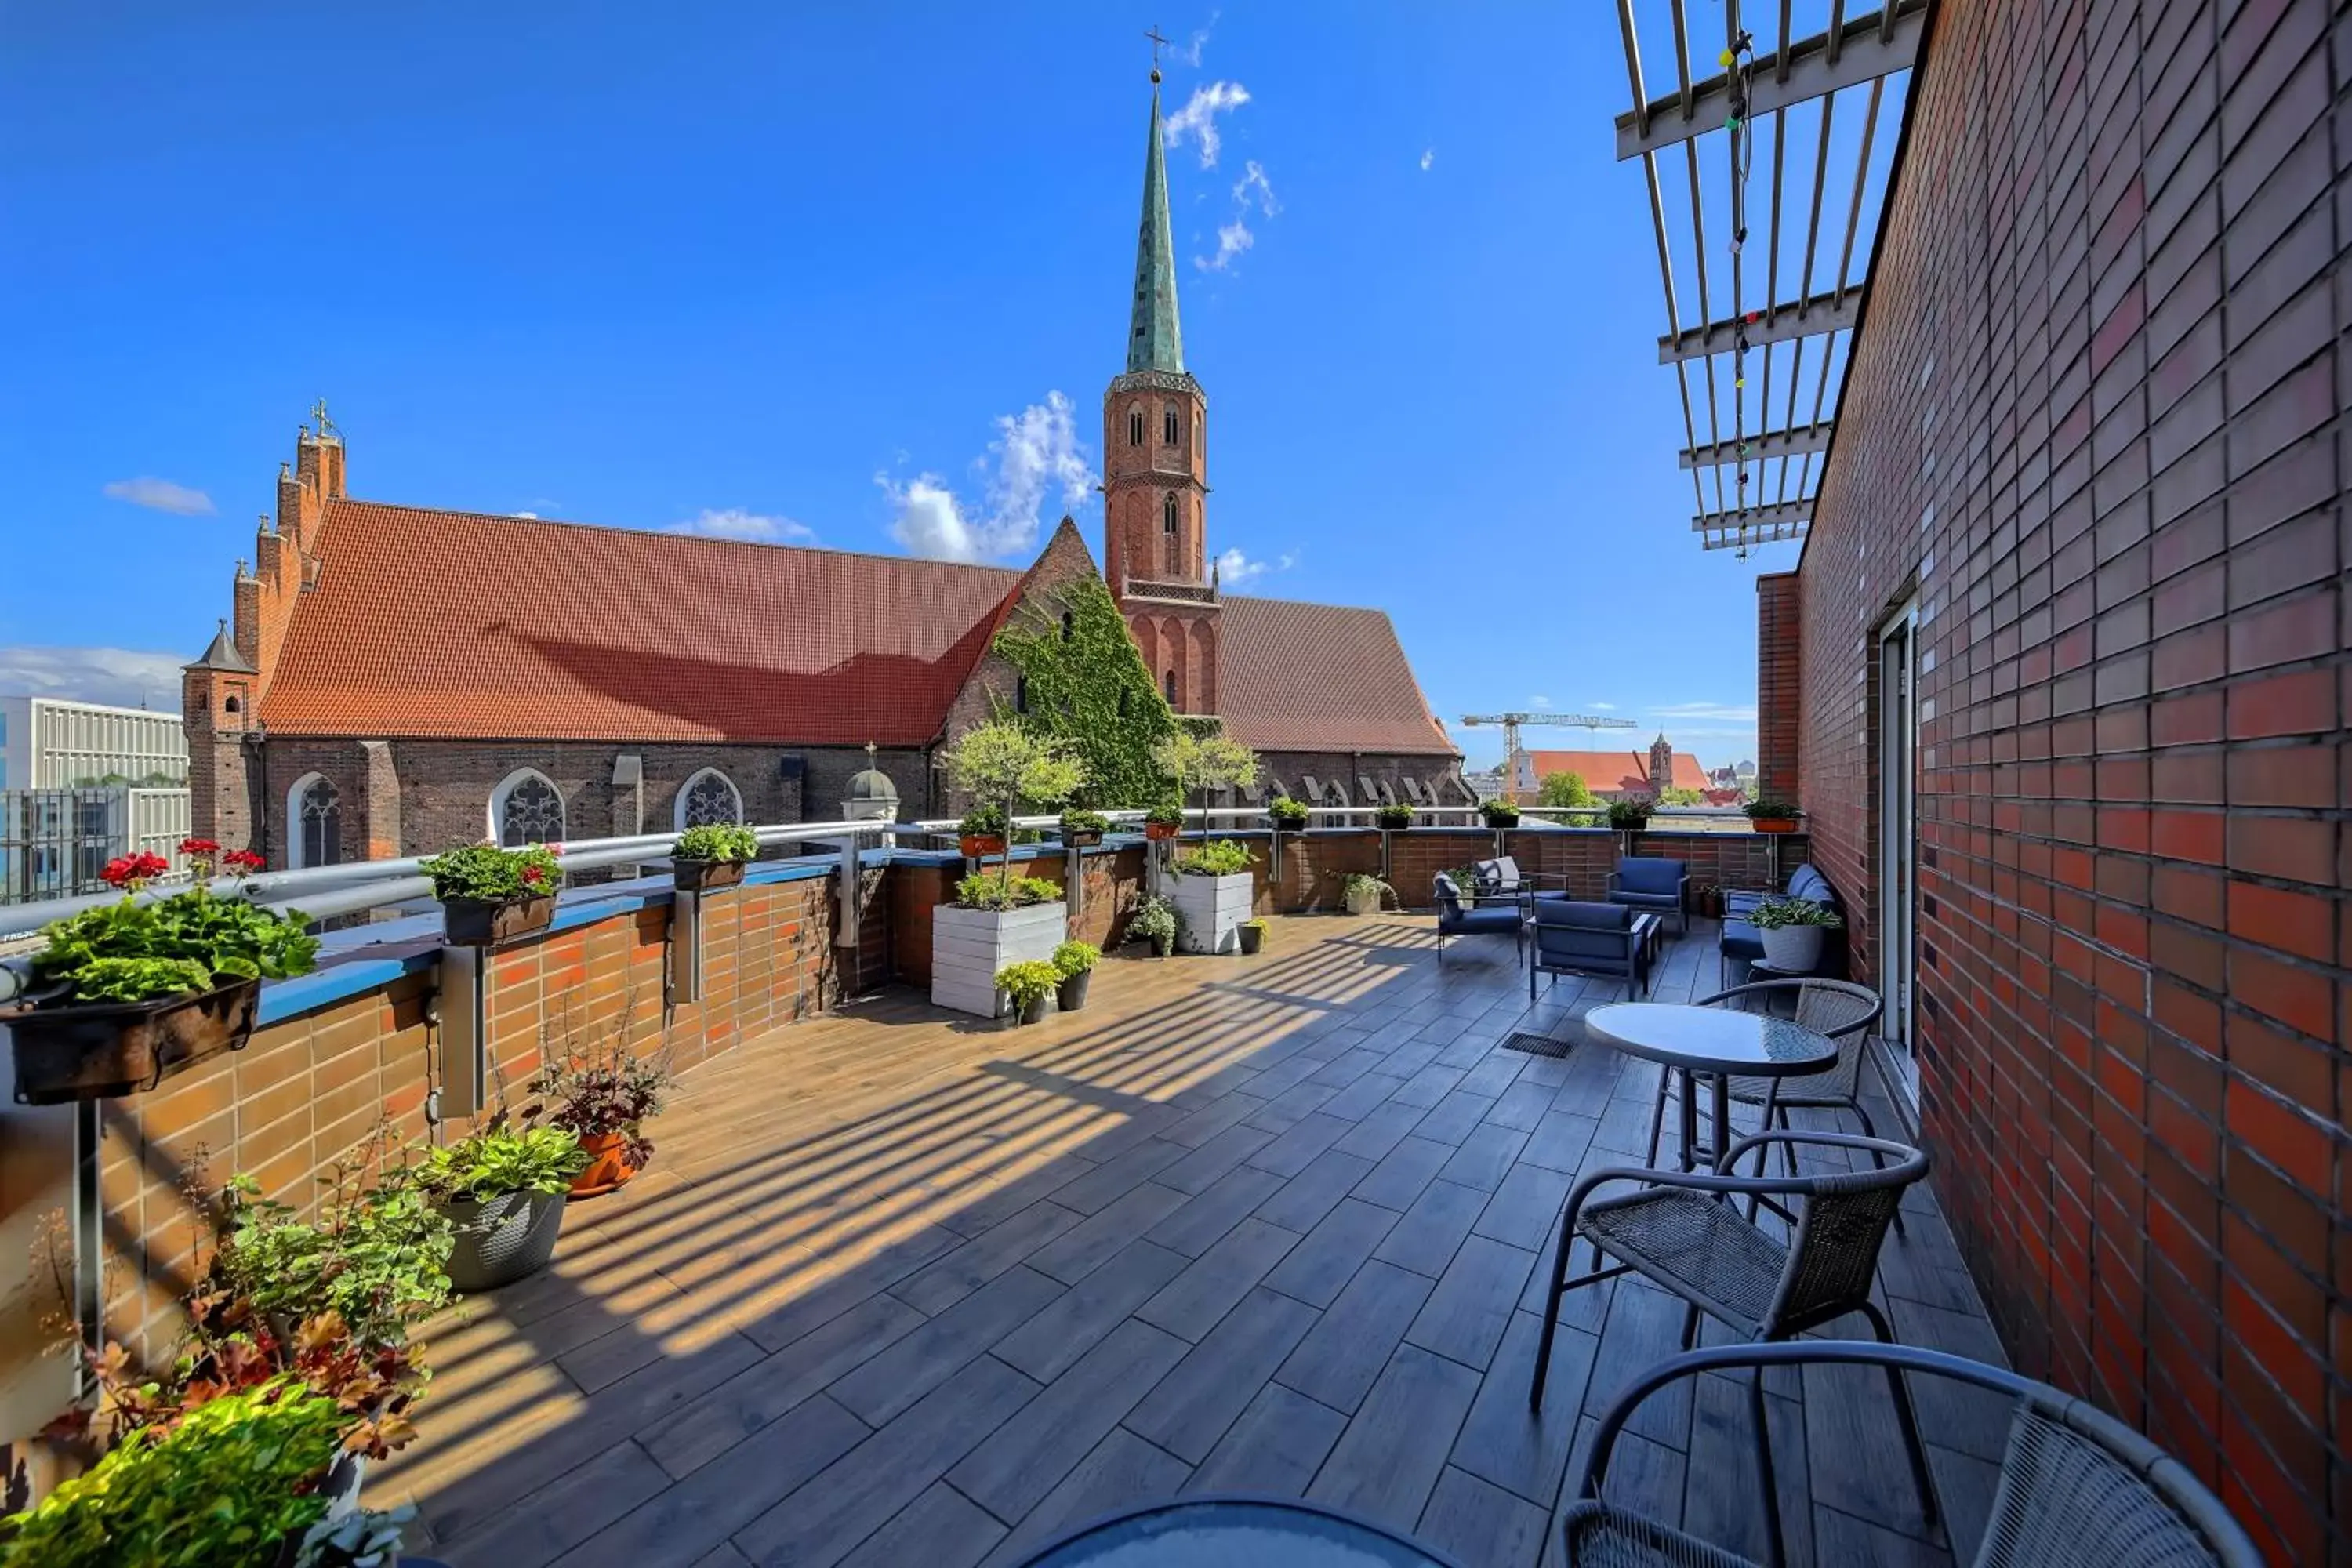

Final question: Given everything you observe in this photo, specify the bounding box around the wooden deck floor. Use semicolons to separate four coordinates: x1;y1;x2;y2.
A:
376;914;2010;1568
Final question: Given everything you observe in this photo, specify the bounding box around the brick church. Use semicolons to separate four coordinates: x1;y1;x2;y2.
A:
182;78;1468;868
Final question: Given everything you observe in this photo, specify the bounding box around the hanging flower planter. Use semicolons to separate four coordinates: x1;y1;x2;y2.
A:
671;859;744;893
421;842;562;946
9;978;263;1105
1144;805;1185;843
671;822;757;892
960;835;1007;858
439;894;556;946
1058;809;1111;848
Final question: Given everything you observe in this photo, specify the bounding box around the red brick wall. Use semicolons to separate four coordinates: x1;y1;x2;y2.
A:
1779;0;2348;1553
1756;572;1802;802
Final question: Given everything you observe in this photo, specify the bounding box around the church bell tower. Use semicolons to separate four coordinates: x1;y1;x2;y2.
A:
1105;66;1220;717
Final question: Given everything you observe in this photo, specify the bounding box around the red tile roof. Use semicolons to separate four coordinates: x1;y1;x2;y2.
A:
259;502;1022;744
1524;748;1711;795
1219;597;1459;757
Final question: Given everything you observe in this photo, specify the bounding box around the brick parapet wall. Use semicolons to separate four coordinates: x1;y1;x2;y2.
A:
1785;0;2350;1554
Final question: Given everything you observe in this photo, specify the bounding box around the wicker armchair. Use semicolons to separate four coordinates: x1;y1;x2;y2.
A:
1529;1128;1933;1530
1559;1341;2262;1568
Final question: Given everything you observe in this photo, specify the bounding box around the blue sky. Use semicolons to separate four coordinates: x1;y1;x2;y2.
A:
0;2;1856;769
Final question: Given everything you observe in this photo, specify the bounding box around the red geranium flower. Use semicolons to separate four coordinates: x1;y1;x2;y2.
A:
180;837;220;858
522;866;546;884
222;848;267;875
102;851;172;890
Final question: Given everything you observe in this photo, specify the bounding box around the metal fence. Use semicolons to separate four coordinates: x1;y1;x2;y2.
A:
0;787;191;906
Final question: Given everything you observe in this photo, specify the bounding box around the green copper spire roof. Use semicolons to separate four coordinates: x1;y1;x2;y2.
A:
1126;81;1185;375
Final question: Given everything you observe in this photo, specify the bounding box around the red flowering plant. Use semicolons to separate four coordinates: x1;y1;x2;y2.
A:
416;840;564;903
28;837;316;1007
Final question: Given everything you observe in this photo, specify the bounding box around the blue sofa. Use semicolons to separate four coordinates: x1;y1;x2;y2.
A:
1721;862;1841;985
1433;873;1524;966
1607;856;1689;935
1529;899;1650;998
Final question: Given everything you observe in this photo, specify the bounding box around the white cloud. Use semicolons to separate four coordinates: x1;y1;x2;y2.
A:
668;508;815;544
1175;12;1218;66
882;391;1092;564
1419;147;1435;172
0;645;187;711
1529;695;1553;709
1214;546;1294;586
1196;160;1279;272
1199;220;1254;272
102;477;214;516
1588;701;1615;710
1163;81;1250;167
1649;702;1758;722
512;511;539;520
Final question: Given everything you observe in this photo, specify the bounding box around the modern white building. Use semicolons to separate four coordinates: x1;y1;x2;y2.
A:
0;696;187;791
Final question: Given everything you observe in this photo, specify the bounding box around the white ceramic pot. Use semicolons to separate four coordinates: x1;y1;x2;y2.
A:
1759;922;1824;971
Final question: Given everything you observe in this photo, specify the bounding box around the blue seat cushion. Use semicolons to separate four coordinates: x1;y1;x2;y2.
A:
1453;908;1522;936
1720;920;1764;960
1613;858;1686;897
1787;863;1834;906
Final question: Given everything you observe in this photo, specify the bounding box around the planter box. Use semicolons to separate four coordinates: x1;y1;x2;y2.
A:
441;893;555;946
1169;870;1254;955
1748;818;1801;834
1059;828;1104;848
931;900;1068;1018
8;977;262;1105
673;858;746;892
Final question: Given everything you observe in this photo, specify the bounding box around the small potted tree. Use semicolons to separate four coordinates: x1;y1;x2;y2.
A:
1169;837;1257;954
1744;799;1804;834
1143;804;1185;842
670;822;758;892
421;841;563;946
1479;799;1520;829
1058;808;1111;848
409;1119;590;1290
933;723;1084;1018
1053;940;1099;1011
1267;796;1309;832
5;843;317;1105
995;960;1061;1025
1154;731;1260;837
1341;873;1392;916
526;1042;678;1199
1128;895;1180;956
958;802;1010;859
1237;917;1268;956
1752;898;1843;972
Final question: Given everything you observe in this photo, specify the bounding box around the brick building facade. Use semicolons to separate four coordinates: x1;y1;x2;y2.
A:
1762;0;2350;1555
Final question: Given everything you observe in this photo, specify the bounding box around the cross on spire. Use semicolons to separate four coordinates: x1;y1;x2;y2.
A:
1145;24;1168;80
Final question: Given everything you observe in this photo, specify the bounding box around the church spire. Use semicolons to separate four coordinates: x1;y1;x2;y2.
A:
1127;73;1185;375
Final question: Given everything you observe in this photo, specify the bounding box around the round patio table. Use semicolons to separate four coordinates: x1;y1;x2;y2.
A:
1584;1001;1837;1171
1011;1497;1464;1567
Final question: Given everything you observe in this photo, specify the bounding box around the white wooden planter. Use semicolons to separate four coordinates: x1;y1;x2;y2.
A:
932;901;1068;1017
1168;871;1254;955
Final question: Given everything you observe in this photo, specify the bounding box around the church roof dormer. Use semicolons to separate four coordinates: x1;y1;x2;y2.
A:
1127;76;1185;376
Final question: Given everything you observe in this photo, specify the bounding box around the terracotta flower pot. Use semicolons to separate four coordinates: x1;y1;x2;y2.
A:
1145;821;1181;842
1749;817;1801;834
568;1131;641;1199
441;893;555;946
8;978;262;1105
960;834;1007;858
673;857;746;892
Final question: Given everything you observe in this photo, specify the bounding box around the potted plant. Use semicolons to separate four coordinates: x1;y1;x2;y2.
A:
1058;808;1111;848
1155;730;1261;837
1267;796;1309;831
933;871;1066;1018
1744;799;1804;834
6;843;317;1105
408;1120;590;1291
526;1043;679;1199
996;960;1061;1025
1751;896;1843;971
1606;797;1656;832
1052;940;1099;1010
1169;837;1256;953
1128;895;1181;956
1479;799;1520;829
1374;802;1415;831
958;802;1010;859
1341;873;1392;916
1143;804;1185;842
420;841;563;946
1237;917;1267;955
671;822;758;892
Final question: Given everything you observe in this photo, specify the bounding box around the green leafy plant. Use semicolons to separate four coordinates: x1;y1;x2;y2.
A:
1743;798;1803;821
210;1134;454;1351
1267;797;1309;829
31;885;320;1006
1537;771;1595;808
418;842;562;903
1144;803;1185;829
1479;800;1520;827
1606;797;1655;830
995;960;1062;1007
991;577;1181;808
946;723;1087;901
1751;897;1842;931
1052;940;1100;977
1374;802;1414;830
1342;873;1393;908
1058;808;1112;837
673;822;757;862
411;1123;588;1203
0;1377;354;1568
956;802;1009;839
526;1039;677;1173
1153;730;1260;823
953;873;1062;910
1175;838;1252;877
1127;895;1181;949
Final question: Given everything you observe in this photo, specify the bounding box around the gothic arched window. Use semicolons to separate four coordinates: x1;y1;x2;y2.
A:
1164;670;1178;708
1014;675;1030;714
1163;492;1178;533
1163;405;1179;444
1128;408;1143;446
1061;610;1075;641
492;768;565;847
289;774;341;869
675;768;743;830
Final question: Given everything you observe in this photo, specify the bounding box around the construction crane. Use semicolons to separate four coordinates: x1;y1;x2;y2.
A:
1459;711;1638;805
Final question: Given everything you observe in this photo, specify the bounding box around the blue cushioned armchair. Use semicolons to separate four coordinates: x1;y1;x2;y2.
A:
1432;873;1524;966
1529;900;1649;999
1606;857;1689;935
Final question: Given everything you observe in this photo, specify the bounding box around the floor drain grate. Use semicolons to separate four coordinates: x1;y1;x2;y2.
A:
1504;1031;1575;1058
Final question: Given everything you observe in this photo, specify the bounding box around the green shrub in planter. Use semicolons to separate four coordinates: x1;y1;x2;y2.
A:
953;873;1062;910
1267;797;1309;829
1605;798;1655;830
419;842;562;902
1341;873;1393;915
673;822;758;862
996;960;1061;1025
0;1377;363;1567
411;1123;589;1292
1128;895;1181;954
213;1146;455;1352
1374;803;1414;830
1479;800;1520;828
1174;839;1251;877
956;803;1009;840
1143;804;1185;834
1237;917;1268;954
1751;896;1844;971
1058;808;1112;844
31;886;320;1005
1052;941;1099;976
